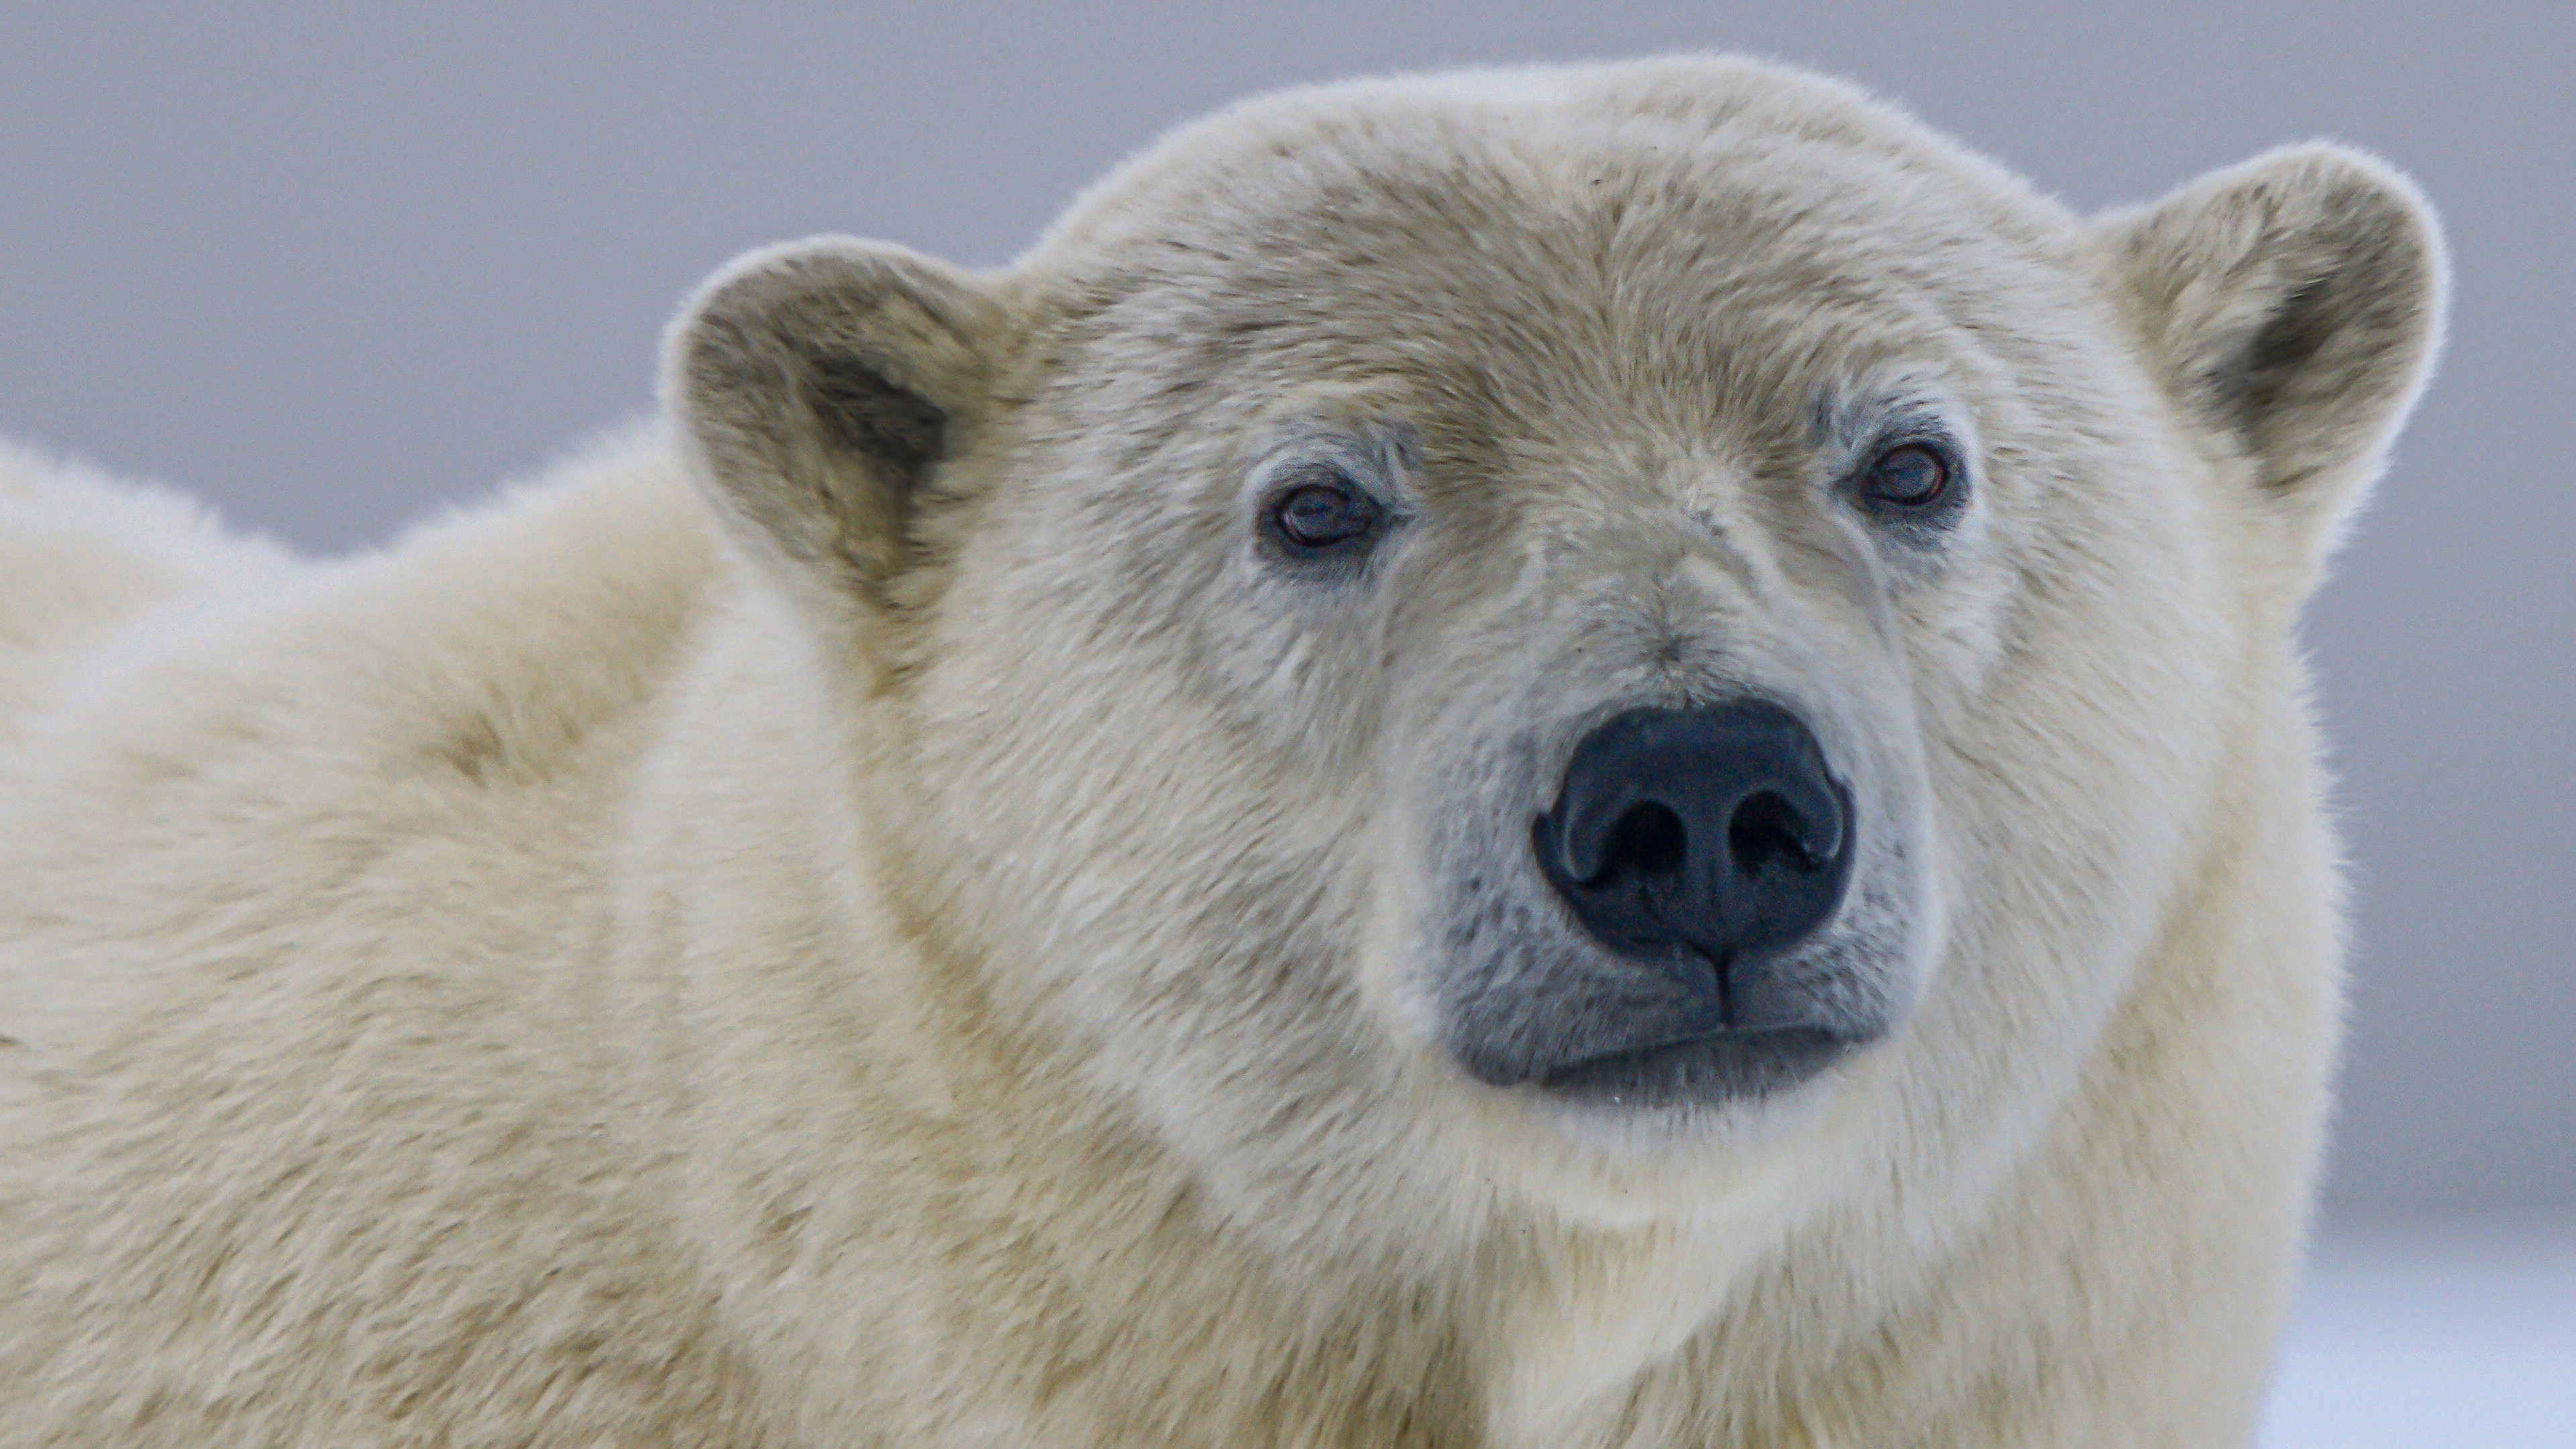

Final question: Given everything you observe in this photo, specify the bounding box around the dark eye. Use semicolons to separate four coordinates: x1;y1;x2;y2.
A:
1265;467;1383;555
1862;443;1952;508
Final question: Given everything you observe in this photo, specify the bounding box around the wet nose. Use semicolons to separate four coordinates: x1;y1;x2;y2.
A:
1533;701;1854;982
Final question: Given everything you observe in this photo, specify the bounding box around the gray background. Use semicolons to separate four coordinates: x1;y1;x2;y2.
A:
4;3;2566;1226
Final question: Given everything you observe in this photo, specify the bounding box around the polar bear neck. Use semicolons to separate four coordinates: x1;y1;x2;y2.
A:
606;572;1488;1445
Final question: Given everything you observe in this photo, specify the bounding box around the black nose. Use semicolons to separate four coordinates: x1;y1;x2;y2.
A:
1534;702;1855;979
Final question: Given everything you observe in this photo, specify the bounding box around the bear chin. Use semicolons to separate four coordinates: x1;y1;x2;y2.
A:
1529;1024;1862;1110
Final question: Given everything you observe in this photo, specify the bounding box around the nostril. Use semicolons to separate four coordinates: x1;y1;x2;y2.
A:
1599;801;1687;881
1538;702;1854;967
1727;791;1818;877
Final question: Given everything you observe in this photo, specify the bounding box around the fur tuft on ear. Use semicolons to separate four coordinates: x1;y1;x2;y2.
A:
663;238;1004;614
2093;144;2448;569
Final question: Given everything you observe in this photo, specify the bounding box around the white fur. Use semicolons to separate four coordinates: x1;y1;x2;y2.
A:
0;56;2443;1448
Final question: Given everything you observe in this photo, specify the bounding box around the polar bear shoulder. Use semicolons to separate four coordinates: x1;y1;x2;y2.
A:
0;432;772;1444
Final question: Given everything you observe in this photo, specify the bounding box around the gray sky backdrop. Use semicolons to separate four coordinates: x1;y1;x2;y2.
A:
5;2;2567;1224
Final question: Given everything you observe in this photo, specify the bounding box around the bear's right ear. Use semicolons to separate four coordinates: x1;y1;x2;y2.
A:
664;237;1004;619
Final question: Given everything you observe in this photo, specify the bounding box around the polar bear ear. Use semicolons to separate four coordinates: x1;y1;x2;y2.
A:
665;237;1004;617
2092;144;2447;571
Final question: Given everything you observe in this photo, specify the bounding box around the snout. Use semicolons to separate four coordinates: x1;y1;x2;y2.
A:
1449;700;1877;1107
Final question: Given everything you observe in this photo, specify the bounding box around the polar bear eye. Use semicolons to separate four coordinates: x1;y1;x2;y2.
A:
1861;443;1952;508
1263;465;1384;556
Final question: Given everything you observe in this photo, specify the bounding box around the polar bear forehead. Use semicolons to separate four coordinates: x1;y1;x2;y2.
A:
1005;60;2105;476
1026;56;2078;273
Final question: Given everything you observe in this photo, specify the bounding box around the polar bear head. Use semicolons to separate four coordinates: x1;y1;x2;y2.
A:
665;59;2440;1248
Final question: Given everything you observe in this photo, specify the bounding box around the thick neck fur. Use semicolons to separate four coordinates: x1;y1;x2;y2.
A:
616;580;1491;1446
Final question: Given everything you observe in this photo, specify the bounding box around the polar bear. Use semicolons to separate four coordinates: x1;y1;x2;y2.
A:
0;55;2443;1449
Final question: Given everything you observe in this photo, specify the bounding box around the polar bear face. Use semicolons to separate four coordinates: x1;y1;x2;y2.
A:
669;61;2440;1240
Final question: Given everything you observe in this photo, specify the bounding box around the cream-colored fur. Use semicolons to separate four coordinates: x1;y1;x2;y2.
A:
0;57;2443;1448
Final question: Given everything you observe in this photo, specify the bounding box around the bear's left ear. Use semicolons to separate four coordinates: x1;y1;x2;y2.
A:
2091;144;2447;574
663;237;1008;629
